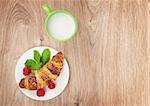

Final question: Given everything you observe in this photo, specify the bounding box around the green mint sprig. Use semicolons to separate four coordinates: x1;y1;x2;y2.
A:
25;48;51;71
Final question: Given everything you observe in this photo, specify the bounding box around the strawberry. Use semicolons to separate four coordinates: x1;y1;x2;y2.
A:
37;88;45;97
48;82;56;89
23;67;31;75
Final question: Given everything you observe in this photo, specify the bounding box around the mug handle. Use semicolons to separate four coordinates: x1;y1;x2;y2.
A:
43;4;53;15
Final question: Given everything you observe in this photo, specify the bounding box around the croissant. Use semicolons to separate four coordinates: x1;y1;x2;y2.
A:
19;52;64;90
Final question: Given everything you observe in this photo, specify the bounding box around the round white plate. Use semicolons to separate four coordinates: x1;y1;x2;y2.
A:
15;47;69;101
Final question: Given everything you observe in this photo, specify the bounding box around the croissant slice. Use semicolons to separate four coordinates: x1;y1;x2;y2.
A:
19;73;38;90
47;52;64;76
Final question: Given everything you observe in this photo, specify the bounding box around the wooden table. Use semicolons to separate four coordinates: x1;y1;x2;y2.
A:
0;0;149;106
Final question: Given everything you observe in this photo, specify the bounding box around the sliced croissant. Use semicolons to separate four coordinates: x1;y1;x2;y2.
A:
19;52;64;90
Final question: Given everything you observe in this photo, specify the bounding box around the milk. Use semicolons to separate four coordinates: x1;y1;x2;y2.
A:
47;13;76;40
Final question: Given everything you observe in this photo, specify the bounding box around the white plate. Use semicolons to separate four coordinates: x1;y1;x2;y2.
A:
15;47;69;101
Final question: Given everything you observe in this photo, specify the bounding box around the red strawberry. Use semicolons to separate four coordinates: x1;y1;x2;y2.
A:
37;88;45;97
23;67;31;75
48;82;56;89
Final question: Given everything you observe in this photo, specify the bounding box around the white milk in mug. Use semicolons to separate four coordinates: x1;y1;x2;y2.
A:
47;13;77;41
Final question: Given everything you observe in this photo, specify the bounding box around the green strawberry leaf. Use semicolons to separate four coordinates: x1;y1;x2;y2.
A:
34;50;41;63
30;62;42;71
41;48;50;65
25;59;36;68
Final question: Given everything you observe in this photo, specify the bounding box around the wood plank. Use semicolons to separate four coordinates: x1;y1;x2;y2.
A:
0;0;149;106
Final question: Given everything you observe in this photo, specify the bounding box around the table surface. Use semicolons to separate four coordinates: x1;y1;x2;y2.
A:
0;0;149;106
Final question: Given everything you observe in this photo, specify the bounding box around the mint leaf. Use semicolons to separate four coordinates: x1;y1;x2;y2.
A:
30;62;42;70
25;59;36;68
41;48;50;65
34;50;41;63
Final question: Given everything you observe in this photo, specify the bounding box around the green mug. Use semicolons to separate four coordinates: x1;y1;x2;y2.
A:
43;4;78;42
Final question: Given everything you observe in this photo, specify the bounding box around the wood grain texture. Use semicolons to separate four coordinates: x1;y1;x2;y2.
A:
0;0;149;106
